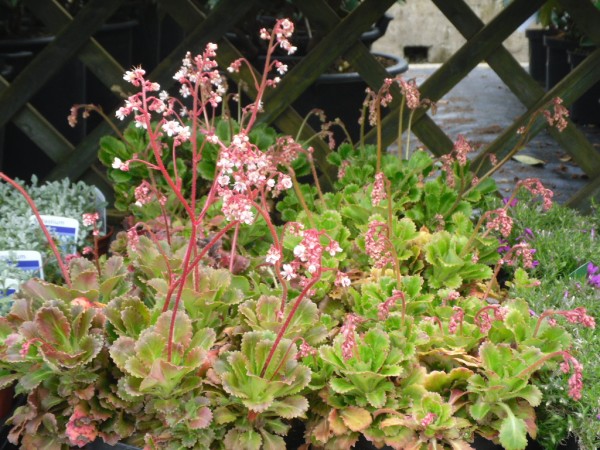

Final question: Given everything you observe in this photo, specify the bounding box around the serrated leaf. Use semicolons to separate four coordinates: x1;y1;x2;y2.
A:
498;404;528;450
269;395;309;419
339;406;372;432
330;377;356;394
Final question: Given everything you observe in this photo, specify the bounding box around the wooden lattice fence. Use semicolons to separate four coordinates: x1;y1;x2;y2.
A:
0;0;599;209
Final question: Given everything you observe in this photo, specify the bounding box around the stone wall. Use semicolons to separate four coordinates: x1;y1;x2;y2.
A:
372;0;534;63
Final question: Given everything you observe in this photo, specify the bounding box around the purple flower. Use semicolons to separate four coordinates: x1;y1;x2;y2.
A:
587;263;600;288
502;197;518;207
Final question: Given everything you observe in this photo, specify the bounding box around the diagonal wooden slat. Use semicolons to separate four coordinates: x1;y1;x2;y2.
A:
433;0;600;179
24;0;129;104
296;0;453;156
473;48;600;175
46;0;261;181
365;0;546;149
0;0;122;129
0;76;74;163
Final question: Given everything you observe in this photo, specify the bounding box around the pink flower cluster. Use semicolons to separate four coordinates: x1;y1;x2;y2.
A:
475;305;508;334
420;412;437;428
518;178;553;211
485;208;514;238
440;135;475;187
365;221;392;268
259;18;297;55
557;307;596;329
543;97;569;132
502;242;536;269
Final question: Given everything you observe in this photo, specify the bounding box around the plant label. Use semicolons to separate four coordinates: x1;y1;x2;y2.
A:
30;215;79;254
0;250;44;297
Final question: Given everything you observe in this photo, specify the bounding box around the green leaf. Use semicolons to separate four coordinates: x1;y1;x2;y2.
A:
35;306;71;348
330;377;356;394
269;395;309;419
498;403;528;450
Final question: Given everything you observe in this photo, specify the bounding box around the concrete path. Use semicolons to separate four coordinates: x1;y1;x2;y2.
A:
398;63;600;204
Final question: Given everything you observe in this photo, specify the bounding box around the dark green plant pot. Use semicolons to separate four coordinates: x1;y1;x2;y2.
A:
290;52;409;143
544;34;578;91
525;28;557;85
568;47;600;125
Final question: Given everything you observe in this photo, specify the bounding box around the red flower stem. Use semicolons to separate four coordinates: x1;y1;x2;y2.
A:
229;223;240;272
166;221;238;362
260;274;321;378
0;172;71;287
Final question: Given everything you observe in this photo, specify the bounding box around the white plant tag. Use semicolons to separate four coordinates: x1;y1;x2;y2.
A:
0;250;45;297
30;215;79;254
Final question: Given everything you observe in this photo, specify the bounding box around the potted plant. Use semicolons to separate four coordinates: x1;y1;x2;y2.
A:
0;20;595;450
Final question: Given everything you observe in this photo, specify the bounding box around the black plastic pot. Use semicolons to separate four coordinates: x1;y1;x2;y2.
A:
567;47;600;125
544;34;578;91
525;28;558;85
0;35;86;180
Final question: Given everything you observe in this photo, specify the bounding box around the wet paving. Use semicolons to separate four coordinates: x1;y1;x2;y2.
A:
397;63;600;204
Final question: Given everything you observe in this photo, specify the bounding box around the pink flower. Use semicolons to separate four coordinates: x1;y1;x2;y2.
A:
378;290;404;320
335;271;351;288
543;97;569;132
82;212;99;227
281;264;296;281
365;221;393;268
265;246;281;265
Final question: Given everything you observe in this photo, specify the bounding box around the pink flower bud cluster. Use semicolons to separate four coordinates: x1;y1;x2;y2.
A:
396;77;421;110
378;290;404;320
371;172;387;206
452;135;473;167
365;221;393;269
448;306;464;334
134;180;166;208
475;306;508;334
518;178;553;211
557;307;596;329
502;242;536;269
340;313;363;360
543;97;569;132
298;340;317;359
338;160;351;180
561;353;584;400
82;212;99;227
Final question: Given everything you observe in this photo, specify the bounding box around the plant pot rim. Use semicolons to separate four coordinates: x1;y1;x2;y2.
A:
315;52;408;84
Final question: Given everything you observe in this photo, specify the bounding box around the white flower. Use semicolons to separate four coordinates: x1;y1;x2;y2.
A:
217;175;230;187
280;175;293;190
112;157;123;169
293;244;306;259
162;120;180;137
265;246;281;265
115;107;128;120
281;264;295;280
